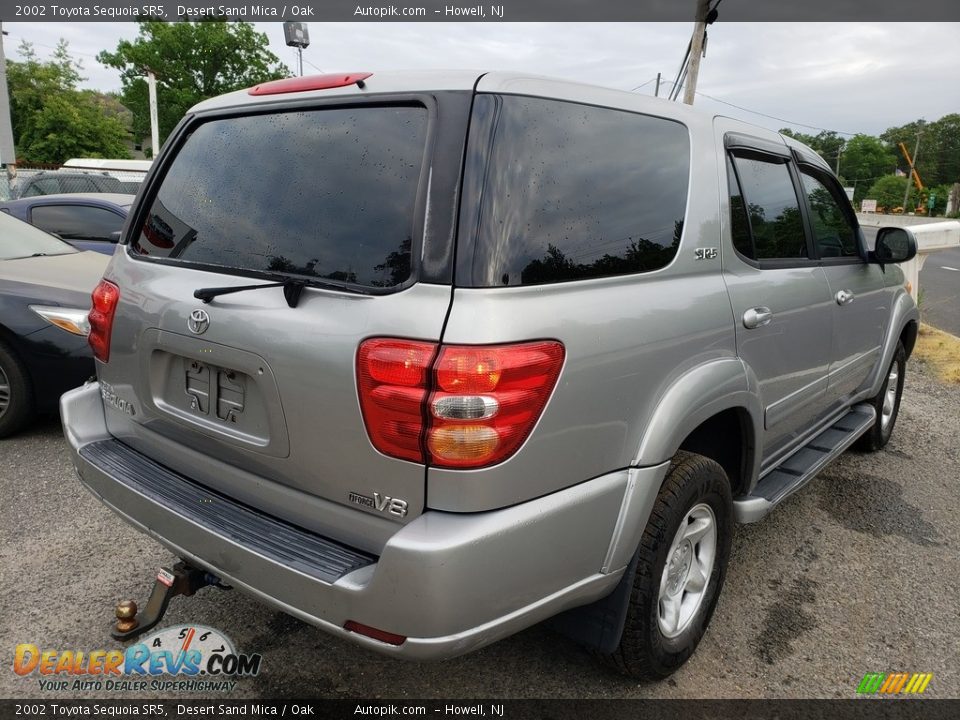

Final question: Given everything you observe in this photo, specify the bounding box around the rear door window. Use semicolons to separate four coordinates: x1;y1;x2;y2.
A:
132;105;429;289
461;95;689;287
729;154;809;261
31;204;124;242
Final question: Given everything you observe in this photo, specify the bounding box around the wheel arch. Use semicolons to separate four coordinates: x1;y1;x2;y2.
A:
900;318;918;360
867;291;919;397
631;356;763;492
550;361;761;655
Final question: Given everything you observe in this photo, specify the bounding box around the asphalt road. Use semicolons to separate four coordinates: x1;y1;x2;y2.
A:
861;226;960;336
2;362;959;701
919;246;960;336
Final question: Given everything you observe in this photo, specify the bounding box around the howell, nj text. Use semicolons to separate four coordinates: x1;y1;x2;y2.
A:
440;5;504;18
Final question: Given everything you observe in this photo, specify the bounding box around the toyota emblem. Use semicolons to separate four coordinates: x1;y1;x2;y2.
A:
187;309;210;335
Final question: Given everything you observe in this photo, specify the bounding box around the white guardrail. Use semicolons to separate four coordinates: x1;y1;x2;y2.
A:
857;214;960;301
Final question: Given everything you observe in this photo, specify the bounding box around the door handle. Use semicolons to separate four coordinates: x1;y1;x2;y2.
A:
836;290;855;306
743;307;773;329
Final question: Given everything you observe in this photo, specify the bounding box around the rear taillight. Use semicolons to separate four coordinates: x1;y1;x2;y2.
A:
88;280;119;363
428;342;564;467
356;339;437;463
357;339;564;469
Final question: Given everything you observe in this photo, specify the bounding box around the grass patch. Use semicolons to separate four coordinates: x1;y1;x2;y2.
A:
914;324;960;385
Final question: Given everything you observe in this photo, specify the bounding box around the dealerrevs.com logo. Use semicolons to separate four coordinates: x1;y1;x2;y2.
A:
14;625;261;693
857;672;934;695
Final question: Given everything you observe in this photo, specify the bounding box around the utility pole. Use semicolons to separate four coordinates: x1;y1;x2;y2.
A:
682;0;711;105
146;69;160;160
0;23;18;188
901;123;922;213
283;22;310;78
654;72;661;98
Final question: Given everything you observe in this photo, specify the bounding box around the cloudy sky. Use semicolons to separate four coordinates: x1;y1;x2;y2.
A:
3;21;958;136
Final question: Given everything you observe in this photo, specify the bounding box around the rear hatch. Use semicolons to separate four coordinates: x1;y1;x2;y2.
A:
97;87;472;530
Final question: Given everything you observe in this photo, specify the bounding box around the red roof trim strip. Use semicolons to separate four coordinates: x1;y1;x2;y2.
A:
248;73;373;96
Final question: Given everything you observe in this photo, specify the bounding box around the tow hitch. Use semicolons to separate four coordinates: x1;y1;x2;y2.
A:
111;560;229;641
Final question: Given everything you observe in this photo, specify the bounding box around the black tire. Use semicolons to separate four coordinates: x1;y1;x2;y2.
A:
854;341;906;452
601;451;733;680
0;338;35;438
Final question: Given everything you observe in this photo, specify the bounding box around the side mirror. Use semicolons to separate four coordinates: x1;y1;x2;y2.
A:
870;227;917;265
110;231;122;244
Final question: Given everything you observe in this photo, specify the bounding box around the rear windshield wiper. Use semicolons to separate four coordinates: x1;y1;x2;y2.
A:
193;276;368;308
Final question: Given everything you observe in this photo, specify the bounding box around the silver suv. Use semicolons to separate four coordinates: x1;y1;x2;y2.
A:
62;71;919;679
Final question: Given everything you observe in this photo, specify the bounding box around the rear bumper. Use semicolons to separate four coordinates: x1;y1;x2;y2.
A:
61;382;666;660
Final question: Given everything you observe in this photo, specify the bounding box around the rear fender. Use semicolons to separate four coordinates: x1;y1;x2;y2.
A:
602;357;760;574
560;358;761;653
631;356;761;473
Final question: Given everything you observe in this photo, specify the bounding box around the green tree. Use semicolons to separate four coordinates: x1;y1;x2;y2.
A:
6;41;131;164
920;113;960;185
18;93;131;163
925;183;952;217
98;20;290;149
780;128;845;173
841;135;897;203
866;175;914;212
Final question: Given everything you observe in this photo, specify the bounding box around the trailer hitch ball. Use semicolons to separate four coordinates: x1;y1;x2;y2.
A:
110;561;214;641
114;600;139;634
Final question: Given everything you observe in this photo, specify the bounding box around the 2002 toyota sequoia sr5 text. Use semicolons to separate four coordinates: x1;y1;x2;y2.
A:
62;71;920;678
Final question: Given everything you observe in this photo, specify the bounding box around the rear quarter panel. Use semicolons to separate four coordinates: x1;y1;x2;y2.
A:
0;280;95;410
431;103;739;511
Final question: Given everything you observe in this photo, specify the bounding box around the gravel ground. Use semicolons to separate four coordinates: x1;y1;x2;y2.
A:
2;359;958;700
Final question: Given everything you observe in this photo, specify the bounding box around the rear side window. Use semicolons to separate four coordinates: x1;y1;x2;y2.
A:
729;154;807;261
132;106;428;289
31;205;124;242
463;95;689;287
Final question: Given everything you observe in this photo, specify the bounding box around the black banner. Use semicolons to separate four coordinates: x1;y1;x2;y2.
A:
0;0;958;22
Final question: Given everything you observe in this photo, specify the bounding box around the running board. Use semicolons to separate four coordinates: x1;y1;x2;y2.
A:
733;404;876;523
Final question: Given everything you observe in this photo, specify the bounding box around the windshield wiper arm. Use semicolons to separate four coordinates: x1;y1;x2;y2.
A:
194;279;307;308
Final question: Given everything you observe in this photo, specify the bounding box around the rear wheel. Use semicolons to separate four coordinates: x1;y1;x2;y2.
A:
855;341;906;452
0;339;35;438
600;451;732;679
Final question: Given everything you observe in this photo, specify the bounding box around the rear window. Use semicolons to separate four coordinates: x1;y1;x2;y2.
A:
132;105;428;289
462;95;689;287
0;212;76;260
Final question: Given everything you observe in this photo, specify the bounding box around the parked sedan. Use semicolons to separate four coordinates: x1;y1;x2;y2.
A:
0;193;134;254
0;213;108;437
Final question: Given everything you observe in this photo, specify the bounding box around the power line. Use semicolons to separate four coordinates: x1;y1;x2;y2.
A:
629;76;659;92
4;35;103;61
302;56;324;74
694;89;858;136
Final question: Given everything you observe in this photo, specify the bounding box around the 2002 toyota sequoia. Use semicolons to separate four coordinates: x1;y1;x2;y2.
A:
61;71;919;678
